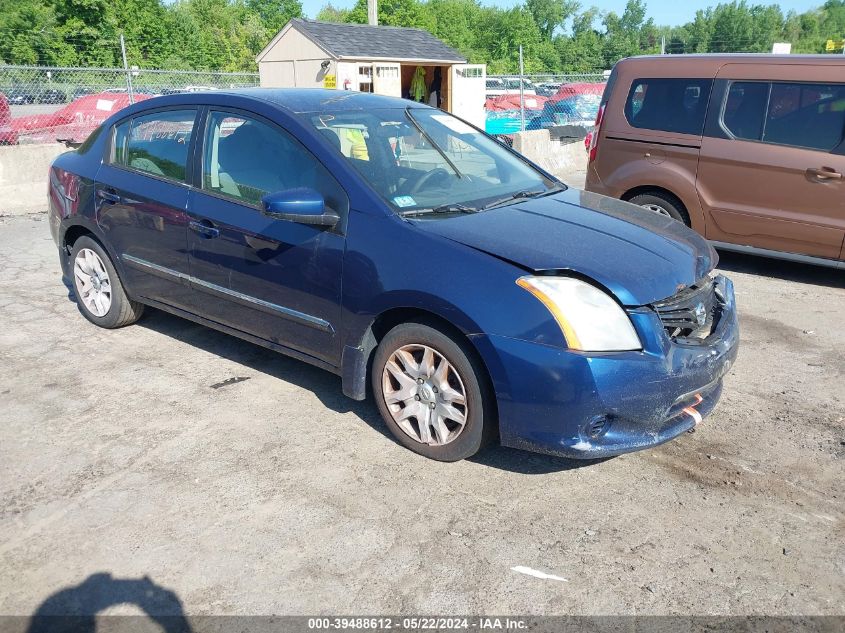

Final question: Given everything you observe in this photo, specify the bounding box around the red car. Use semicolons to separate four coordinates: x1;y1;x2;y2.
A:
12;92;149;144
0;93;17;145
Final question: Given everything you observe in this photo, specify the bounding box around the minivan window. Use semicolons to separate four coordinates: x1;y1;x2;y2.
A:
112;110;196;182
764;82;845;151
625;78;713;135
202;111;349;215
723;82;768;141
722;81;845;152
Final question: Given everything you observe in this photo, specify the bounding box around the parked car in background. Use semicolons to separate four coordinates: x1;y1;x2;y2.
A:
586;54;845;268
6;86;38;105
485;77;537;98
48;89;738;462
72;87;95;101
527;82;605;131
485;93;548;135
0;92;17;145
485;78;506;97
503;77;536;95
535;82;562;97
12;91;148;144
182;85;220;93
38;88;67;104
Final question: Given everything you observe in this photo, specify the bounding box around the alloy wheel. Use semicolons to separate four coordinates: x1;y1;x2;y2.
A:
73;248;112;317
641;203;672;218
381;344;468;446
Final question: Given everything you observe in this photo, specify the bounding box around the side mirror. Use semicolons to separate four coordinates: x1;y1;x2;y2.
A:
261;187;339;227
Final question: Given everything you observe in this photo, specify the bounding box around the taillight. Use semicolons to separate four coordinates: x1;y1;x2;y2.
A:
588;104;605;163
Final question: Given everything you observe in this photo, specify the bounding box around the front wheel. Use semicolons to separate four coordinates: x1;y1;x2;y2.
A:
371;321;494;461
70;236;144;328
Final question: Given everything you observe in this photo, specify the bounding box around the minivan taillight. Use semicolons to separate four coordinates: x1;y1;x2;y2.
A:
588;104;605;163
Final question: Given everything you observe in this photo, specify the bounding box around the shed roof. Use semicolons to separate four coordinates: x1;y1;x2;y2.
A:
257;18;467;64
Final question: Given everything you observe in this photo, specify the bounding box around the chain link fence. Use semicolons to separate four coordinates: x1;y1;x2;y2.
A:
0;64;606;147
0;65;259;145
485;73;607;142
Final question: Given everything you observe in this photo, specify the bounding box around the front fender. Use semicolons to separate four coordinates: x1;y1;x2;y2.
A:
339;212;566;399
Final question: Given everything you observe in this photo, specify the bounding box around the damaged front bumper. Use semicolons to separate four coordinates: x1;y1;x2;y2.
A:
472;275;739;459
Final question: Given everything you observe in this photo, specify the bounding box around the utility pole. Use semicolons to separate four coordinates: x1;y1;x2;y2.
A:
519;45;525;132
661;35;666;55
120;33;134;104
368;0;377;26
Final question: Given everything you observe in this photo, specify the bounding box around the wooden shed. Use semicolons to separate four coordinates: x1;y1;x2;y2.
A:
256;18;486;127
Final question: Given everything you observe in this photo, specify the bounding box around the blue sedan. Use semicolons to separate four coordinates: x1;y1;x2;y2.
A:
48;89;739;462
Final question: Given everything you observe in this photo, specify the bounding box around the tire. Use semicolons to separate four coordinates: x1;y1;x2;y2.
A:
69;236;144;328
629;191;690;226
371;321;495;461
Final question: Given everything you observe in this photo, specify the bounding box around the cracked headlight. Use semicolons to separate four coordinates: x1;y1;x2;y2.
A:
517;276;642;352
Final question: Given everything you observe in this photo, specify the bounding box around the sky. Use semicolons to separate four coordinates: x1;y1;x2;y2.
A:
300;0;818;25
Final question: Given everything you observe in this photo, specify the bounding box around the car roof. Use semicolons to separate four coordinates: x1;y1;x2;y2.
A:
619;53;845;69
159;88;426;114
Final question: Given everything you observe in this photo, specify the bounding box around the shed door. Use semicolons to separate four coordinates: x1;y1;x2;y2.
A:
373;63;401;98
450;64;486;128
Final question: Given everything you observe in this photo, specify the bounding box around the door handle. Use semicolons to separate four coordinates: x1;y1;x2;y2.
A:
806;167;842;182
189;219;220;239
96;189;120;204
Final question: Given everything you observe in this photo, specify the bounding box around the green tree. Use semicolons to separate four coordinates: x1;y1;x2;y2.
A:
0;0;74;65
113;0;173;66
53;0;120;65
525;0;579;39
246;0;303;34
346;0;434;29
316;3;350;22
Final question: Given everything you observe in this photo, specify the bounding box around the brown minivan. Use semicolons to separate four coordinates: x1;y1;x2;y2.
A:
585;54;845;268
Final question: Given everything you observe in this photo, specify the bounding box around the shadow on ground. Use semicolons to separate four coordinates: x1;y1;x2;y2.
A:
135;308;597;475
716;250;844;289
26;573;191;633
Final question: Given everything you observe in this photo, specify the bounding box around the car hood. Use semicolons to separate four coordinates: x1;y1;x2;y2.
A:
413;188;716;306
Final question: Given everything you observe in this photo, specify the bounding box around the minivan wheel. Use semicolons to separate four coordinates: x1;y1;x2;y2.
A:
70;236;144;328
629;192;690;226
372;321;494;461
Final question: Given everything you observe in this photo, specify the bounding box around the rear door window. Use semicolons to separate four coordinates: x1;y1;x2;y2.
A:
111;110;197;182
722;82;768;141
625;78;713;135
764;82;845;152
721;81;845;152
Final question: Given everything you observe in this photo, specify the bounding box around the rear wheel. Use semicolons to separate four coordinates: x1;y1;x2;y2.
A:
371;321;494;461
70;236;144;328
629;191;690;226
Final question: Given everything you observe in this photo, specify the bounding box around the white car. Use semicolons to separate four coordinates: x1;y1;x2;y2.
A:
486;78;537;98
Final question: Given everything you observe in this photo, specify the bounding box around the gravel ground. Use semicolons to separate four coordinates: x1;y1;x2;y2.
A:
0;212;842;617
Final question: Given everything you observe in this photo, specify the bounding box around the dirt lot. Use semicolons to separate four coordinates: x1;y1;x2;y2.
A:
0;212;842;617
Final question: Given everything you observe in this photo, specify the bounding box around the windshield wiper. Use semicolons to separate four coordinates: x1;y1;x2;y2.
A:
480;189;543;211
480;185;567;211
404;108;464;179
399;203;478;217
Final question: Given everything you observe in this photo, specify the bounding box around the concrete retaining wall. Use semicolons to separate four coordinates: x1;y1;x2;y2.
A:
0;133;587;217
0;143;67;216
511;129;587;189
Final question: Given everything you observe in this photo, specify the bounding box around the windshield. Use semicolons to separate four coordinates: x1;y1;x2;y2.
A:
310;107;558;215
